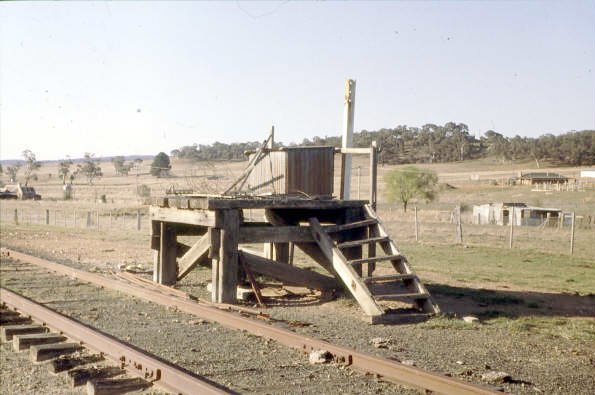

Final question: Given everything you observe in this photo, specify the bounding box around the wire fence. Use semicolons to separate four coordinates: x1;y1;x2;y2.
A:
1;204;593;259
0;207;149;232
377;205;594;259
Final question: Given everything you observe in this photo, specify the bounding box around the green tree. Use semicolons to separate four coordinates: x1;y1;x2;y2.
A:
6;164;21;183
77;153;102;185
22;149;41;186
385;166;439;212
111;156;133;176
58;157;73;184
150;152;171;177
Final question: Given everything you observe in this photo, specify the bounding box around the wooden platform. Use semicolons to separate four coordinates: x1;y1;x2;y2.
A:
152;195;368;210
149;194;439;322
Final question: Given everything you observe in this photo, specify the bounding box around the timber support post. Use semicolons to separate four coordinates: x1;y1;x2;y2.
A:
264;209;290;264
216;209;240;303
158;222;177;285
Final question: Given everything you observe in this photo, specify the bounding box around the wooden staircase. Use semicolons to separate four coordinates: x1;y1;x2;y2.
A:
309;205;440;324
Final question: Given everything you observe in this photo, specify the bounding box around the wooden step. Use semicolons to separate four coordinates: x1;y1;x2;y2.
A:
325;219;378;233
348;254;403;266
363;273;417;284
336;236;390;249
375;292;429;301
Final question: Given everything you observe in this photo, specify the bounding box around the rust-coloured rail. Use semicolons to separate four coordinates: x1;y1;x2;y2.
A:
1;248;496;395
0;287;229;395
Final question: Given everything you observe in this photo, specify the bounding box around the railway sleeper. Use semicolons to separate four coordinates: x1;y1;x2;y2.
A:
0;307;156;394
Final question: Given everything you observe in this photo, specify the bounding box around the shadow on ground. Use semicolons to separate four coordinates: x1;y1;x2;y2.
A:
426;283;595;318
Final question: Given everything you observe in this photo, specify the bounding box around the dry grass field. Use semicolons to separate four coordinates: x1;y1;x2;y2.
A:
1;155;594;394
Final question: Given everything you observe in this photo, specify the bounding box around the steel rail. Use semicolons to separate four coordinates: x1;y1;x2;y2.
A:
1;248;496;395
0;287;229;395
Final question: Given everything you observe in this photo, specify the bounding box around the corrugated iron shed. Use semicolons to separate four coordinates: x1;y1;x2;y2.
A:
247;146;334;196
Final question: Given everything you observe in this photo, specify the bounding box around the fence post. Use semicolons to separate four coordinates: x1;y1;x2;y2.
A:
455;205;463;244
414;206;419;242
74;211;77;228
136;209;141;231
45;209;50;225
509;208;515;248
86;211;91;227
109;211;112;228
570;212;575;255
13;208;18;225
96;211;100;229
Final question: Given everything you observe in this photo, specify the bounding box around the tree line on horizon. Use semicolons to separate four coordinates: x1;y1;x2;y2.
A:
170;123;594;167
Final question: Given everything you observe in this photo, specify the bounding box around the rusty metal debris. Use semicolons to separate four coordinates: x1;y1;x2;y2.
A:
1;248;496;394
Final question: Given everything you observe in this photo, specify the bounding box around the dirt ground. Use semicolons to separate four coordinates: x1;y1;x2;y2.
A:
1;224;594;394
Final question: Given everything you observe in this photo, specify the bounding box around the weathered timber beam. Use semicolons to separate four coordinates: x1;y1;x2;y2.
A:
238;250;338;291
238;225;315;243
177;232;212;281
169;223;209;236
150;206;218;227
207;199;368;210
335;147;372;155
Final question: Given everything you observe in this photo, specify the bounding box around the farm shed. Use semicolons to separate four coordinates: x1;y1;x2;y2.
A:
245;146;335;197
473;202;562;226
519;172;570;185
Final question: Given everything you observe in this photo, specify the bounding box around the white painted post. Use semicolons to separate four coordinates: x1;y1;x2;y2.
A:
570;212;575;255
341;79;356;199
509;208;515;248
268;125;274;149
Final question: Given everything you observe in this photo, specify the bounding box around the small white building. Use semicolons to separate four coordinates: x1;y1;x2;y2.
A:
580;169;595;178
473;202;562;226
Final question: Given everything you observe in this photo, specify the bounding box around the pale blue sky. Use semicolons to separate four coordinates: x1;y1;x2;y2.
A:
1;1;594;160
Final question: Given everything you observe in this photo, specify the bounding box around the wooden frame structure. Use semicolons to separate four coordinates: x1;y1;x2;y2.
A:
150;196;367;300
150;198;439;322
149;139;438;322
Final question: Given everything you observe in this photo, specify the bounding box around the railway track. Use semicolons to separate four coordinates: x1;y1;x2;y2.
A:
1;248;497;395
0;288;229;394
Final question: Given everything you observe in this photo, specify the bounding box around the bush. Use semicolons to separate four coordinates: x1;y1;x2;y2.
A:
151;152;171;177
136;184;151;198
